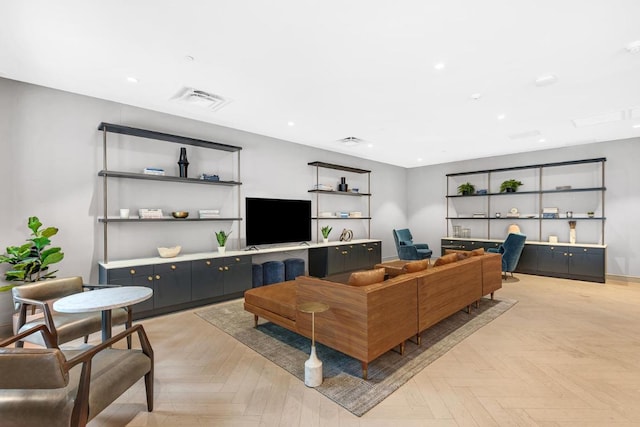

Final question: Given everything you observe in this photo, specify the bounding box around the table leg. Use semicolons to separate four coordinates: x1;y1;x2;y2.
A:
101;309;112;342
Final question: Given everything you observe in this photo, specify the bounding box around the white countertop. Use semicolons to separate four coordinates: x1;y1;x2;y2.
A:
99;239;381;269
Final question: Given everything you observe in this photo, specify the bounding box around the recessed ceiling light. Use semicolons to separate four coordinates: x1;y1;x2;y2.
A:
497;114;506;120
287;121;295;127
417;158;423;162
539;138;546;143
434;62;445;70
185;55;195;61
126;77;138;83
626;40;640;53
367;143;374;148
535;74;558;87
632;124;640;129
470;93;482;100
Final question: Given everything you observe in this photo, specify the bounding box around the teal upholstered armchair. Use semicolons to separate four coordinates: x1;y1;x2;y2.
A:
487;233;526;279
393;228;433;260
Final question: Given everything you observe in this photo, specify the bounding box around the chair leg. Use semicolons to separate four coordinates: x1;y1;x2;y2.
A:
490;291;495;300
254;314;259;327
144;370;154;411
84;336;89;344
361;362;368;380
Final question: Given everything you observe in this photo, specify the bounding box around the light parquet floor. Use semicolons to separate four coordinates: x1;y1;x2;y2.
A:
86;274;640;426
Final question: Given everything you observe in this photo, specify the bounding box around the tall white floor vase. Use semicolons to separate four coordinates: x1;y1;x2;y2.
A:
304;345;323;387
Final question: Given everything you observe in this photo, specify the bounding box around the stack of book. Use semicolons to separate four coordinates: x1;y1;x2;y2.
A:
312;184;334;191
143;167;165;176
542;207;559;218
336;211;349;218
200;174;219;182
139;208;164;219
472;212;487;218
199;209;220;219
349;211;362;218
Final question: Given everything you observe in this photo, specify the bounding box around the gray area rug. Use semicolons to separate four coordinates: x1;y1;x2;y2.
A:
196;297;517;417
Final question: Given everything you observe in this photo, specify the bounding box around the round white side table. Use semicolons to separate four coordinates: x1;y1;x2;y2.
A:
298;301;330;387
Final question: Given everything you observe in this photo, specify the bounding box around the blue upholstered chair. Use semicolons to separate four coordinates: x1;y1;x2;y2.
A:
392;228;433;260
487;233;527;279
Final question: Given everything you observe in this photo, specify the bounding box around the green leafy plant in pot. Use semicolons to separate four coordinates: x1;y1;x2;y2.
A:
321;225;332;242
215;230;231;254
457;182;475;195
500;179;523;193
0;216;64;291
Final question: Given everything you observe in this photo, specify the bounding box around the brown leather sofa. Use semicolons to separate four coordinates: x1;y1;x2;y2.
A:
244;252;502;379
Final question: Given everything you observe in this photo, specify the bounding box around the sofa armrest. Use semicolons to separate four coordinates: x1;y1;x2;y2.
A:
414;243;430;250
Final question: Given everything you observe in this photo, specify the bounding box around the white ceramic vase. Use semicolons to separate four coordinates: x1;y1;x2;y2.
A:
322;238;329;244
218;246;226;255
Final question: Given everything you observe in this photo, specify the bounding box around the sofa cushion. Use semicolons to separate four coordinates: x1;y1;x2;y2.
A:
403;260;429;273
347;268;386;286
434;252;459;266
243;280;297;320
470;247;485;256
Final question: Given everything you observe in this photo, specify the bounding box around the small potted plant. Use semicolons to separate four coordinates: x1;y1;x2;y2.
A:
500;179;524;193
0;216;64;291
321;225;332;243
587;211;595;218
214;230;232;254
457;182;475;195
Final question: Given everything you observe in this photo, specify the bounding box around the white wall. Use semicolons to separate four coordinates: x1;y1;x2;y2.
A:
0;78;408;285
407;139;640;278
1;77;638;283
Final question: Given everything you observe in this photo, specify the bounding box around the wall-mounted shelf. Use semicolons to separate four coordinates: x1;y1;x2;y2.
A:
308;161;372;242
98;122;243;262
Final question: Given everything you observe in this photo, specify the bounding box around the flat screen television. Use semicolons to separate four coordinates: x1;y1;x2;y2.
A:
245;197;312;246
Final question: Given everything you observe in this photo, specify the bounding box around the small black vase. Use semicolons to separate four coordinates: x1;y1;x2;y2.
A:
338;177;348;192
178;147;189;178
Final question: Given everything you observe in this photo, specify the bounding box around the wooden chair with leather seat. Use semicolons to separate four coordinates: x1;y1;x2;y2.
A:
12;276;132;348
0;324;154;427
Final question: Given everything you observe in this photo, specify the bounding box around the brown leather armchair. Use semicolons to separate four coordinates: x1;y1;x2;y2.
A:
12;276;131;347
0;324;153;427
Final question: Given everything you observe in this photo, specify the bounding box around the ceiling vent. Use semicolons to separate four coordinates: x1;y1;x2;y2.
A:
338;136;363;147
172;87;230;111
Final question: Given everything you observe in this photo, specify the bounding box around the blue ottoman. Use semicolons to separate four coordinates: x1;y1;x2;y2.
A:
262;260;285;285
252;263;263;288
284;258;305;280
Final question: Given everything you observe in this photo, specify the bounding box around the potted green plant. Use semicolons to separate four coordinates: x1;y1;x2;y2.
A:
500;179;524;193
321;225;332;243
457;182;475;195
214;230;232;254
0;216;64;291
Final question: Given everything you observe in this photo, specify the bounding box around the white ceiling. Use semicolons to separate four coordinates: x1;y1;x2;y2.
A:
2;1;640;168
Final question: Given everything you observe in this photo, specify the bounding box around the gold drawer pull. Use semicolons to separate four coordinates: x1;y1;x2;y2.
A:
219;267;224;272
130;269;136;275
171;265;177;270
148;276;153;281
206;260;211;266
235;257;241;262
155;275;160;280
224;266;229;271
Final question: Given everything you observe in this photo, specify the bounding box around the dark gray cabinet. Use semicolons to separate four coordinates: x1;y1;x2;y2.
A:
308;240;382;277
153;261;191;309
191;258;225;300
534;245;604;282
102;265;155;314
440;238;605;283
99;254;252;319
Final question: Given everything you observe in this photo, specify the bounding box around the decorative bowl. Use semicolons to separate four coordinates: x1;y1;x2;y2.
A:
157;246;181;258
172;211;189;219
